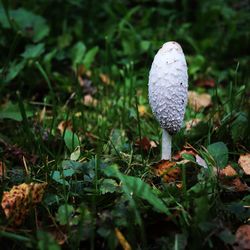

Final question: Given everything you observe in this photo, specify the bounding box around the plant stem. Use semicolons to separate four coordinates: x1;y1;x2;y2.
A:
162;129;172;160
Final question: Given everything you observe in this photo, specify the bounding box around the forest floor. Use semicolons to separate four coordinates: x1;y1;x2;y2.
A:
0;1;250;249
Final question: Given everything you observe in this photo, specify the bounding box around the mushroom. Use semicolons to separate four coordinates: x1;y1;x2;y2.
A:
148;41;188;160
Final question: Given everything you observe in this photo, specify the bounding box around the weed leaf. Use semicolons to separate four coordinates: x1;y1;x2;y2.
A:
104;165;170;215
83;46;99;69
0;102;33;121
21;43;45;59
63;129;80;152
207;142;228;168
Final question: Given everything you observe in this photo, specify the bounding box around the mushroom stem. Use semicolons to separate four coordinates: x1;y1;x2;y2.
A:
161;129;172;160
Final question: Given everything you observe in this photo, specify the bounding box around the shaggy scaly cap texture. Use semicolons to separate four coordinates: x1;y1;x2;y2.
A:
148;41;188;135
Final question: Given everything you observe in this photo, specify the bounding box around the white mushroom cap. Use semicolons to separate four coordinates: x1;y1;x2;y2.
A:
148;41;188;135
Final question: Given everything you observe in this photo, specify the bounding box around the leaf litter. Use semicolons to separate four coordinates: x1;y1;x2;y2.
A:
1;182;47;225
238;154;250;175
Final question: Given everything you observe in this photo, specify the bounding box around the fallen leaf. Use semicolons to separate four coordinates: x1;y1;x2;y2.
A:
39;106;46;122
58;120;73;135
1;182;47;225
173;149;196;161
215;165;248;192
115;228;131;250
176;183;183;189
150;140;157;148
135;137;157;151
188;91;212;111
154;160;180;183
231;178;249;192
195;78;215;88
186;118;201;131
0;161;7;179
234;224;250;250
173;146;208;169
83;94;97;107
219;177;248;192
138;105;147;117
238;154;250;175
219;165;238;177
77;65;92;78
99;73;113;85
49;228;67;245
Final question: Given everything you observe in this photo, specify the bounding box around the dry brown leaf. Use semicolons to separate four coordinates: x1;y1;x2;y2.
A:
49;228;67;245
173;147;208;169
188;91;212;111
186;118;202;131
1;182;47;225
77;65;91;78
231;178;249;192
58;120;73;135
219;165;238;177
138;105;147;117
154;160;180;183
83;94;97;107
216;165;248;192
172;149;196;161
115;228;131;250
195;78;215;88
220;177;249;192
135;137;157;151
0;161;7;179
234;224;250;250
238;154;250;175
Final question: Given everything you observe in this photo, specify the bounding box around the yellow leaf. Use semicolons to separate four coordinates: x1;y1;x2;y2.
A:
1;182;47;225
99;73;113;85
74;112;82;117
115;228;131;250
138;105;147;117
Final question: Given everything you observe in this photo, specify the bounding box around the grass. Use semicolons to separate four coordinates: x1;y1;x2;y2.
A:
0;0;250;249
